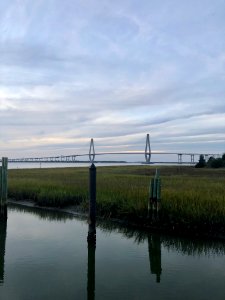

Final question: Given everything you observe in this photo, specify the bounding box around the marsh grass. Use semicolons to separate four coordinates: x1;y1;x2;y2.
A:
8;166;225;229
9;168;88;207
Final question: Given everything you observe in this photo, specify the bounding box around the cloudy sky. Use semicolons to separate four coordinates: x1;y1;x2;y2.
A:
0;0;225;160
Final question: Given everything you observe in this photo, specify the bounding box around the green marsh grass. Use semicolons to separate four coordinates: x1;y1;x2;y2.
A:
8;166;225;229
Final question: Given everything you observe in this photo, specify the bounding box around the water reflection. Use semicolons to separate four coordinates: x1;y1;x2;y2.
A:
8;202;225;294
0;218;7;285
87;206;96;300
8;203;75;222
0;206;7;220
87;241;96;300
148;235;162;283
9;203;225;257
0;203;223;299
96;220;225;257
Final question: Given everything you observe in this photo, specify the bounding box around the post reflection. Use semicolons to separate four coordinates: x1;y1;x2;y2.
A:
87;239;96;300
0;218;7;285
148;234;162;283
0;205;7;221
87;223;96;300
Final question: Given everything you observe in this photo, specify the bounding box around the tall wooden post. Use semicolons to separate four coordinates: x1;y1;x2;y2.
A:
0;166;2;201
0;158;8;219
148;169;161;220
87;139;96;298
88;163;96;243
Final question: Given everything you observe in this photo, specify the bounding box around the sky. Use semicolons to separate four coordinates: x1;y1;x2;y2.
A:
0;0;225;161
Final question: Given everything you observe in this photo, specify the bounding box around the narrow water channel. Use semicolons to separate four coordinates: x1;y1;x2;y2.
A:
0;204;224;300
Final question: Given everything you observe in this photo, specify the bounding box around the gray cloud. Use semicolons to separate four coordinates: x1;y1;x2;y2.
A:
0;0;225;159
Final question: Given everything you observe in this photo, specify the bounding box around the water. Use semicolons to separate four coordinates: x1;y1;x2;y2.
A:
0;204;224;300
8;162;142;169
8;162;191;170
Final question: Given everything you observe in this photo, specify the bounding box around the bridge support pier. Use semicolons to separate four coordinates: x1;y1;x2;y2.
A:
178;154;182;164
191;154;194;164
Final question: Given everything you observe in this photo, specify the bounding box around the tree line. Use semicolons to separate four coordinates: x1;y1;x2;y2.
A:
195;153;225;168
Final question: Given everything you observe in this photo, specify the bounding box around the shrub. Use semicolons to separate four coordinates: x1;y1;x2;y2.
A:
210;158;224;168
195;154;206;168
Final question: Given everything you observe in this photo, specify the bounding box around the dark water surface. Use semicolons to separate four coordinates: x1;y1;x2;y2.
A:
0;204;224;300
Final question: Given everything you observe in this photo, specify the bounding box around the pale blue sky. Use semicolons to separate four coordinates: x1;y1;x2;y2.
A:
0;0;225;159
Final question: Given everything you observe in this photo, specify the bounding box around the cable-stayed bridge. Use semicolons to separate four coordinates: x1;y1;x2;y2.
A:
1;134;221;165
5;151;220;164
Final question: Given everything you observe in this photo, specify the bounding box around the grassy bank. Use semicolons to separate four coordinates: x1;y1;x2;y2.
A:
8;166;225;234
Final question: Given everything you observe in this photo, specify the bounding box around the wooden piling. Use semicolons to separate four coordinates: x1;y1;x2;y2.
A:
148;169;161;220
0;158;8;219
88;163;96;243
0;167;2;201
1;158;8;204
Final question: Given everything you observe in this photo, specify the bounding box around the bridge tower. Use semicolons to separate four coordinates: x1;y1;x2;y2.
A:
178;154;182;164
145;134;151;163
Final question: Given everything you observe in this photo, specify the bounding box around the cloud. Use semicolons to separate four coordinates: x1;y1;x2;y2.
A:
0;0;225;159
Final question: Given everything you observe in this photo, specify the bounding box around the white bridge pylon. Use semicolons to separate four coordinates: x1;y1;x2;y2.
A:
145;133;151;163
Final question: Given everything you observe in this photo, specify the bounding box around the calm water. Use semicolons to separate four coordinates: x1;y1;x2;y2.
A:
8;162;188;169
8;162;141;169
0;204;224;300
